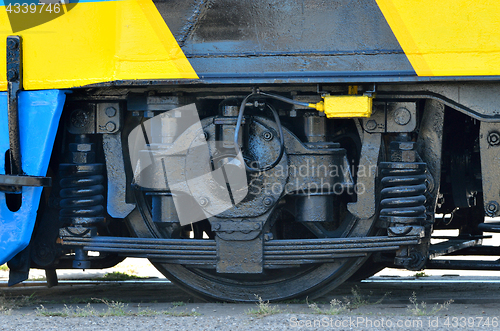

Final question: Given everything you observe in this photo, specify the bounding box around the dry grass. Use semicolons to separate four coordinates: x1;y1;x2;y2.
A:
36;298;200;318
407;292;453;316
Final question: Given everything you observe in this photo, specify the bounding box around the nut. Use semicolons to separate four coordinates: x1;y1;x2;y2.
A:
485;201;499;216
262;131;274;141
487;132;500;146
264;232;274;241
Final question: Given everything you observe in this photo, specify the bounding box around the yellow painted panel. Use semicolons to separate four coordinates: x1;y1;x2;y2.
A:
376;0;500;76
0;0;197;91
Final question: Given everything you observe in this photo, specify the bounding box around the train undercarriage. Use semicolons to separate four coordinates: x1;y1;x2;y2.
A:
5;82;500;302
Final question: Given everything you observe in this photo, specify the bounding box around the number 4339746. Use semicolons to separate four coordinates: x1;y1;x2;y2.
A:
6;3;61;14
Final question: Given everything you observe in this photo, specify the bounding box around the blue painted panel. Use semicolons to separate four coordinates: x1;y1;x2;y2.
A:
0;90;65;265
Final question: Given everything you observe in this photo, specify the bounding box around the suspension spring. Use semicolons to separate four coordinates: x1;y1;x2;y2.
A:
59;135;105;227
378;137;429;269
59;163;105;226
379;163;427;226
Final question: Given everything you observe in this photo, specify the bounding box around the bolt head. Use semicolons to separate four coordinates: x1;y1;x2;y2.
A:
7;38;19;50
105;107;117;117
263;196;274;206
365;119;377;130
486;201;499;216
6;69;18;82
199;197;209;207
262;131;274;141
199;132;209;140
105;121;117;132
393;107;411;126
488;132;500;146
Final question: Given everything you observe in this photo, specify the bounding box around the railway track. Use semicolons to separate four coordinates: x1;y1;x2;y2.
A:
2;276;500;305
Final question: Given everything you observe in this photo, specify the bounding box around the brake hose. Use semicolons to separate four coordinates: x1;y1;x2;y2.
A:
234;92;287;173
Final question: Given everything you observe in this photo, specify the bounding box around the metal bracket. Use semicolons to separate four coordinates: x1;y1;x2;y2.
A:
363;101;417;133
103;133;135;218
347;132;381;219
479;122;500;217
7;35;22;176
1;36;51;194
0;174;51;193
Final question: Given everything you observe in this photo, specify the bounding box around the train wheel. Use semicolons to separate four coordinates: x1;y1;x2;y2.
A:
126;189;377;302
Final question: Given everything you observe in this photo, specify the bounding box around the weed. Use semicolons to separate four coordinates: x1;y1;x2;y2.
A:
164;310;201;317
171;301;186;307
407;292;453;316
95;271;145;281
348;286;369;308
37;304;70;317
35;300;201;318
73;304;98;317
0;264;8;271
344;286;389;309
136;305;160;317
414;272;429;278
0;293;38;314
246;295;282;317
99;299;128;317
308;298;347;315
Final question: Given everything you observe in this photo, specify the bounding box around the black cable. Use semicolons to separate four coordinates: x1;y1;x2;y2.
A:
234;93;286;173
258;91;311;108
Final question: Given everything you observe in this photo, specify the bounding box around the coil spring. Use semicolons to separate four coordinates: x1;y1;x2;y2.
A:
379;162;427;225
59;163;105;225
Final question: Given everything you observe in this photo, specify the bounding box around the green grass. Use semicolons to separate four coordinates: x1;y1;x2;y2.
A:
172;301;186;307
414;271;429;278
95;271;146;281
